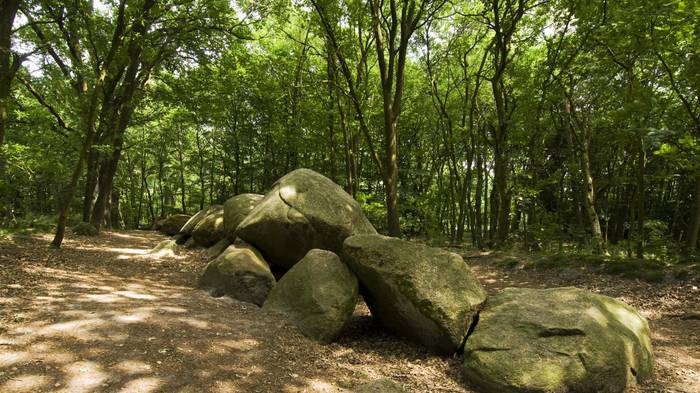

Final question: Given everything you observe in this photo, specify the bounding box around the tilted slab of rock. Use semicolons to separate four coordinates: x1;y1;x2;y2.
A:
179;207;212;235
158;214;191;236
223;193;264;240
237;169;376;268
342;234;486;354
191;205;225;247
199;242;276;306
263;249;358;343
462;287;654;393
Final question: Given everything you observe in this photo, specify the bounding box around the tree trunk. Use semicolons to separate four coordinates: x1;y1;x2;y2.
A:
686;173;700;251
635;142;646;258
82;149;99;221
0;0;20;148
384;114;400;236
52;89;102;247
177;124;187;213
111;188;122;229
474;152;484;249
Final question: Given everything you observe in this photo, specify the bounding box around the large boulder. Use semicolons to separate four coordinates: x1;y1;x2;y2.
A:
199;242;276;306
158;214;191;236
342;234;486;354
462;287;654;393
223;193;264;240
237;169;376;268
263;249;358;343
191;205;225;247
180;207;213;235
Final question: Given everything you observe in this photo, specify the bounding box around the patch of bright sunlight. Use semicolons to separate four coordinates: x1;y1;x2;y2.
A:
117;377;162;393
112;290;157;300
0;374;50;392
585;306;609;327
178;317;210;329
62;360;109;393
279;185;297;200
114;360;153;375
0;351;30;367
602;301;648;342
112;311;152;324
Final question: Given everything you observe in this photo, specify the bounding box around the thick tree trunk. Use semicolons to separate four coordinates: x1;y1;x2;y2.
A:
82;149;99;221
494;145;509;243
0;0;20;148
110;188;122;229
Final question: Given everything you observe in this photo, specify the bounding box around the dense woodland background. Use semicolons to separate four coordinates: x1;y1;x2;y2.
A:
0;0;698;260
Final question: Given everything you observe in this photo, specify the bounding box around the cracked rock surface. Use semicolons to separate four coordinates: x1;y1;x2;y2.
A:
342;234;486;354
236;169;376;268
462;287;654;393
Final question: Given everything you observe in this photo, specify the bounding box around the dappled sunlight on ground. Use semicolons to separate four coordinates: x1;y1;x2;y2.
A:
1;231;467;392
1;233;698;392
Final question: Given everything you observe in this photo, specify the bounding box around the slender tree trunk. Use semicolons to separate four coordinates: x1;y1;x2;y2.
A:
635;142;646;258
196;126;205;210
474;152;484;249
52;87;102;247
686;173;700;251
383;115;400;236
177;124;187;213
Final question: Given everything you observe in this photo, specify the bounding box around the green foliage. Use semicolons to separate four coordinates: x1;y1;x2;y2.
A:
1;0;698;262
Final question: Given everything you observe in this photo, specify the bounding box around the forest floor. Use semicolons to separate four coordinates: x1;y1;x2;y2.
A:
0;230;698;393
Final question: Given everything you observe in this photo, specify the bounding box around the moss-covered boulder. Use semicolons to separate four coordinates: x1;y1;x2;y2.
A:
72;222;98;236
191;205;224;247
223;193;264;240
158;214;191;236
180;207;211;235
199;242;276;306
263;249;358;343
462;287;654;393
342;234;486;354
237;169;376;268
149;239;178;258
203;238;232;261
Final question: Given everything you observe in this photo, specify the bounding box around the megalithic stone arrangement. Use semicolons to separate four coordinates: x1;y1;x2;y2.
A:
154;168;654;393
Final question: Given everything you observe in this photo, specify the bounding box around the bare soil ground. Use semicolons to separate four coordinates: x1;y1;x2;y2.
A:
0;230;698;393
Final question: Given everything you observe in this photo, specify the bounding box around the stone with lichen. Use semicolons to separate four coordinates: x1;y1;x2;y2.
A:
462;287;654;393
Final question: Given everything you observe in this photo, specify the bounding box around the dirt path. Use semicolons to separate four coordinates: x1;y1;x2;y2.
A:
0;231;698;392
